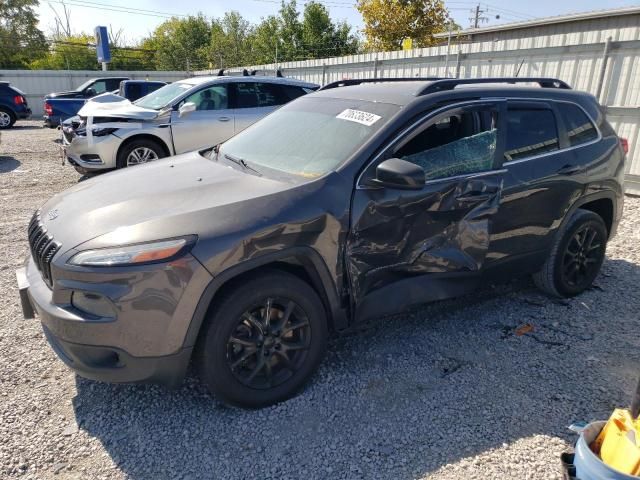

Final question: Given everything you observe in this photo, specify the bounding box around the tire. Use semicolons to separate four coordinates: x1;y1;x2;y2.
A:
533;209;608;298
196;271;328;408
0;108;16;129
116;138;165;169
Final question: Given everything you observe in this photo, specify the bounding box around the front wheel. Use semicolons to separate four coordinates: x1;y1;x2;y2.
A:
533;209;608;297
116;138;165;169
196;271;328;408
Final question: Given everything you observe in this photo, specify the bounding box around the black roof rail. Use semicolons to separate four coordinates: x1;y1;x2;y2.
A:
320;77;445;90
418;77;571;95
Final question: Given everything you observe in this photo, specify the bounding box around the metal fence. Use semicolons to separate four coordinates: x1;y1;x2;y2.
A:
198;35;640;194
0;70;188;117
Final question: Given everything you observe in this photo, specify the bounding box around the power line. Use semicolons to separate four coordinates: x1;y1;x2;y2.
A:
46;0;185;19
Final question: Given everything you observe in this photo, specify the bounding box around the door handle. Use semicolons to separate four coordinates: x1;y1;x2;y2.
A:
556;164;583;176
218;117;231;122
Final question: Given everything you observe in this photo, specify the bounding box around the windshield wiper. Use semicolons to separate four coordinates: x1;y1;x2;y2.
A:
224;153;262;176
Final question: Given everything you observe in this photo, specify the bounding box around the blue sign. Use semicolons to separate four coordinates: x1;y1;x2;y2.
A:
95;26;111;63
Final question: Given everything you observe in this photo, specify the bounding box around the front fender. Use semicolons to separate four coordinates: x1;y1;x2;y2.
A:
183;246;347;349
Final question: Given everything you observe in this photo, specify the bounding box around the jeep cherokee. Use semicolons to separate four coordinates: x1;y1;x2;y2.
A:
17;77;625;408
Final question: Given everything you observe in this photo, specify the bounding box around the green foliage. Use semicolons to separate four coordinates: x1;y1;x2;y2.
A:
8;2;360;70
30;34;96;69
0;0;48;68
147;15;211;70
357;0;449;50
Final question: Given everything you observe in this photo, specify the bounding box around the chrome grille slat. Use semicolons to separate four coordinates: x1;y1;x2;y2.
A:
27;212;61;288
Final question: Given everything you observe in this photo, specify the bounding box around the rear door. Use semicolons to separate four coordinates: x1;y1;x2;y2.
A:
231;82;288;133
348;101;507;320
485;100;589;273
170;83;235;154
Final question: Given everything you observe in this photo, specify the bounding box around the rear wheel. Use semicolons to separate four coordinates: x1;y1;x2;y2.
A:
0;108;16;129
116;138;165;169
196;271;328;408
533;209;607;297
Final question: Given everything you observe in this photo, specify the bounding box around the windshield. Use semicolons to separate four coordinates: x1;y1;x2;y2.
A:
218;97;399;178
134;82;194;110
75;79;96;92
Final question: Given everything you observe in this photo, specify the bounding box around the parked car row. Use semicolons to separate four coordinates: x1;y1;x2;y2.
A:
59;75;318;173
16;76;627;408
0;76;169;129
43;79;167;128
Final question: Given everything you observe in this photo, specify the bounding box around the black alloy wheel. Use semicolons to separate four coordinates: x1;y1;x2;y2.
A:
197;271;327;408
561;223;605;290
533;209;608;297
226;297;311;389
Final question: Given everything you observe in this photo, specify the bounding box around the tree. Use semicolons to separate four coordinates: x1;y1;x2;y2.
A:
356;0;449;51
210;12;253;69
277;0;303;61
146;15;211;71
248;16;280;65
30;34;97;70
0;0;48;68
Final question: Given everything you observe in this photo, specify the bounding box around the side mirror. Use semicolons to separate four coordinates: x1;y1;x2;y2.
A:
179;102;197;118
84;88;97;97
374;158;425;189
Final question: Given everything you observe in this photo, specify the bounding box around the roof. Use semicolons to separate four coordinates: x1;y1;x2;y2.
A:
312;78;590;107
313;81;430;105
434;6;640;38
180;75;318;88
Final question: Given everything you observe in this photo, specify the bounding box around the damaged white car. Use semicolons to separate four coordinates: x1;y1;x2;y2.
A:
60;75;318;173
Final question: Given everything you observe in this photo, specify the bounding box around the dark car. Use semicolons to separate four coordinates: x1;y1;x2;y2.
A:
17;77;625;408
0;82;32;129
45;77;129;100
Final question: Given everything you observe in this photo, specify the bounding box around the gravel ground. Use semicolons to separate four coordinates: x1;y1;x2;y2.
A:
1;120;639;480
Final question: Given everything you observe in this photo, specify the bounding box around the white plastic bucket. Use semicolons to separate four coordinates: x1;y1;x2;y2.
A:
573;421;638;480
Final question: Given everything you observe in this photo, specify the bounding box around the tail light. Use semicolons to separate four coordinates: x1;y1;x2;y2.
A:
44;102;53;116
13;95;25;105
620;137;629;154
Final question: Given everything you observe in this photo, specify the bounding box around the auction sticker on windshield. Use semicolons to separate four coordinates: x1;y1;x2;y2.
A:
336;109;381;127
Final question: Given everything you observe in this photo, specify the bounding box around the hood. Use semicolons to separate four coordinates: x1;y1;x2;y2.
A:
77;99;159;120
45;91;83;99
38;152;297;253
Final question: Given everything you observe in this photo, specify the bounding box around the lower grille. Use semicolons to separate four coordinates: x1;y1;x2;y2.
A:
27;212;61;288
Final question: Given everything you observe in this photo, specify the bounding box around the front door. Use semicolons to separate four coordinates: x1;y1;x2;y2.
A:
171;83;235;154
347;101;507;321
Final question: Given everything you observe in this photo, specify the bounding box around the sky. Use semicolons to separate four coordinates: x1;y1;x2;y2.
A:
36;0;640;45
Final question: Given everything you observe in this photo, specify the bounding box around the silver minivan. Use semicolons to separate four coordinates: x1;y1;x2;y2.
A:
61;75;318;173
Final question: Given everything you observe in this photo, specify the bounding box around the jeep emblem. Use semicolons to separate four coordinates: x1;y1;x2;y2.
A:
48;209;59;221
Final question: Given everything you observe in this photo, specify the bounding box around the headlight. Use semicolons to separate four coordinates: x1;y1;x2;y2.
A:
90;127;118;137
68;238;193;267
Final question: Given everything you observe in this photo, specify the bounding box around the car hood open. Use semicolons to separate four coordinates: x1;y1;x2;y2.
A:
38;152;298;253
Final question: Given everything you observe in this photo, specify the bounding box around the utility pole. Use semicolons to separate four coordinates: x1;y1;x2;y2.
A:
470;4;488;28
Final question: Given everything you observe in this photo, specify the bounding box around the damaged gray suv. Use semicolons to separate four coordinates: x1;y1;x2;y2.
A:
18;78;625;408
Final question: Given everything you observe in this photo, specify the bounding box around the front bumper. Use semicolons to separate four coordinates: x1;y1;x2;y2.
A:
17;253;212;387
61;130;121;170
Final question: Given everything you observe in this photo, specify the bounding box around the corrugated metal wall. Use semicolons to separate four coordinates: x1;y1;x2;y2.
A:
198;12;640;193
0;70;187;116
